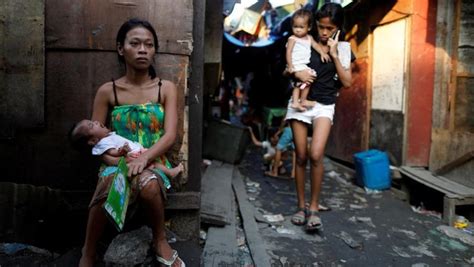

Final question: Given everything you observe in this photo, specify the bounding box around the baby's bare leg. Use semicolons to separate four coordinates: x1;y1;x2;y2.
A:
155;163;184;178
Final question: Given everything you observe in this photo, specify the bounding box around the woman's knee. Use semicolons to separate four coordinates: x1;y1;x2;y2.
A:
309;151;324;166
295;154;307;166
139;177;161;199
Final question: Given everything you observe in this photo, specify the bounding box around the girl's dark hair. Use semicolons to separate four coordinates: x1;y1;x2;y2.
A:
116;18;159;79
315;3;344;30
291;8;313;28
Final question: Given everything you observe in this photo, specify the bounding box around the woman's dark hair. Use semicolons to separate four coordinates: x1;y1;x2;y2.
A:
315;3;344;31
116;18;159;79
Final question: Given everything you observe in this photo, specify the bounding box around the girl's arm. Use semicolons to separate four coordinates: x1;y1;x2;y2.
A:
286;36;297;72
127;80;178;176
328;31;352;88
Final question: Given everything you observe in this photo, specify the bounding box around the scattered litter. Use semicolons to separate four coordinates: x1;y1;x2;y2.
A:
199;230;207;242
357;217;376;228
412;263;429;267
335;231;363;249
353;193;368;203
466;257;474;264
247;187;259;193
454;216;469;229
237;236;246;246
392;246;411;258
340;259;347;263
280;256;288;265
165;228;177;243
246;181;260;188
437;225;474;246
409;244;436;258
427;229;468;251
364;187;381;194
391;227;417;239
358;229;378;240
327;170;339;178
274;226;296;235
354;187;366;194
263;214;285;223
248;197;256;201
411;206;442;219
349;204;365;210
202;159;212;166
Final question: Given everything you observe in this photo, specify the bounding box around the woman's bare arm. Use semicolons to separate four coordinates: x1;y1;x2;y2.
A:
91;82;112;124
328;31;352;88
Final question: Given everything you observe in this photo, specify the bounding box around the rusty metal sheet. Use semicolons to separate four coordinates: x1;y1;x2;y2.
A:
0;0;44;136
326;58;369;163
404;0;437;167
45;0;193;55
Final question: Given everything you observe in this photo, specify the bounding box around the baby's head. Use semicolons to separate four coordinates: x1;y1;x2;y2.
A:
291;9;313;38
69;119;110;151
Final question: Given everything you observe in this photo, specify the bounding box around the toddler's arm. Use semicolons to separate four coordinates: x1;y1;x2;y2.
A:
310;36;330;63
286;36;297;73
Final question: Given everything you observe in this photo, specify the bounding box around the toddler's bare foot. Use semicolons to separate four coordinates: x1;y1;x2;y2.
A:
291;102;306;112
168;163;184;178
302;100;316;108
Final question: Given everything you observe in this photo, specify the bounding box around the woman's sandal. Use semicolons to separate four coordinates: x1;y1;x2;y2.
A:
305;202;331;212
291;208;307;225
305;210;322;231
156;250;186;267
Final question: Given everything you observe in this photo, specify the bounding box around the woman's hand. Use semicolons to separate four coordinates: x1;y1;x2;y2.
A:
126;153;149;177
328;30;340;58
294;68;317;84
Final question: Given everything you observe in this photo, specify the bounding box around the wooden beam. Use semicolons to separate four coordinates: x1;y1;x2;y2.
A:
434;150;474;176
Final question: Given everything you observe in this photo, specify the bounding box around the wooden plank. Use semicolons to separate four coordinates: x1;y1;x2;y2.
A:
165;192;200;210
186;0;205;192
202;195;237;266
232;169;271;267
0;0;44;135
433;0;455;128
400;166;474;198
429;129;474;188
200;161;234;225
45;0;193;55
434;150;474;175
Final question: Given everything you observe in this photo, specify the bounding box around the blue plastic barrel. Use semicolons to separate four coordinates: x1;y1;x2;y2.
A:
353;149;391;190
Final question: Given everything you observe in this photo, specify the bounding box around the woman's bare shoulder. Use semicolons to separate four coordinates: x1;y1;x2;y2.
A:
94;80;115;104
157;78;177;93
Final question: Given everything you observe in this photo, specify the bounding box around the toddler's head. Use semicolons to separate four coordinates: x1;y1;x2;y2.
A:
69;119;110;150
291;9;313;38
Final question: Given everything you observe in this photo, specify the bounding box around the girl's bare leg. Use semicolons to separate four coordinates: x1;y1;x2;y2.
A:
290;120;309;209
308;117;332;212
291;87;306;111
140;178;182;267
79;201;107;267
